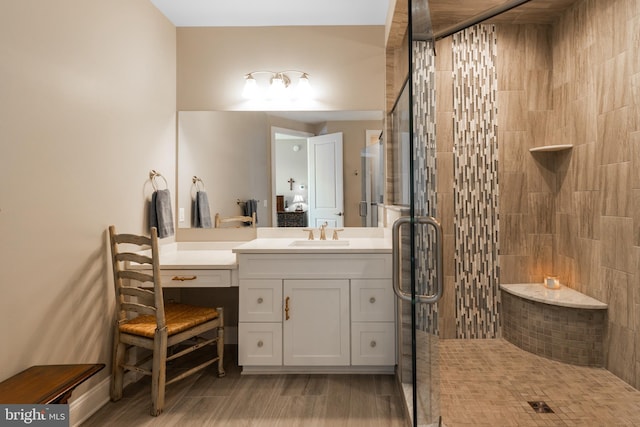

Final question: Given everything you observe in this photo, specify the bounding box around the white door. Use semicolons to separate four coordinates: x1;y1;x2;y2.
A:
307;132;344;227
283;279;350;366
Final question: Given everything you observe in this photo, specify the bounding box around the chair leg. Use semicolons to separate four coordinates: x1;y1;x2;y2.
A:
150;328;168;416
110;327;125;401
216;307;225;378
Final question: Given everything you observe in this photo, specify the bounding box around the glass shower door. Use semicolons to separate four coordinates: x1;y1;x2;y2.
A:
391;0;441;425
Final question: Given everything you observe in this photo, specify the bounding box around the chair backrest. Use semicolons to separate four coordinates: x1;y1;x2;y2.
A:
108;226;165;329
214;212;256;228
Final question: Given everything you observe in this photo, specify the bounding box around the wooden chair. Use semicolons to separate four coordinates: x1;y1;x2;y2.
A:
214;212;256;228
108;225;225;416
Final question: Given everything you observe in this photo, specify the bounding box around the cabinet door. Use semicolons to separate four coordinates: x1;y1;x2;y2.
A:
283;279;350;366
238;323;282;366
350;279;395;322
239;279;282;322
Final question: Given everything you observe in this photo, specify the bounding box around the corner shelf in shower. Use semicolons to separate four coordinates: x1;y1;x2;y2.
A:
529;144;573;152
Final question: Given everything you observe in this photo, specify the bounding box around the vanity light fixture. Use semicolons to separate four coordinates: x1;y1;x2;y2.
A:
242;70;312;100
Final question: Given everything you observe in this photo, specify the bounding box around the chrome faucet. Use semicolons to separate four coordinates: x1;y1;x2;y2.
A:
319;222;328;240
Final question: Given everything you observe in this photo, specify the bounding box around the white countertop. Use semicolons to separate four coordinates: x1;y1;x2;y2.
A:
156;249;237;269
232;237;392;254
500;283;607;310
131;242;242;270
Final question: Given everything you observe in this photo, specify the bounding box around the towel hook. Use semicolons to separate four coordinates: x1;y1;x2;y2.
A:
192;176;205;192
149;170;168;191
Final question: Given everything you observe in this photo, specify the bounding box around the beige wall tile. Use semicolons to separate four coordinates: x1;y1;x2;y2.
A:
499;131;527;173
605;323;636;386
500;172;527;214
601;216;634;273
575;191;601;239
500;214;527;255
499;255;529;284
600;162;631;217
573;142;602;191
604;267;633;328
527;192;554;234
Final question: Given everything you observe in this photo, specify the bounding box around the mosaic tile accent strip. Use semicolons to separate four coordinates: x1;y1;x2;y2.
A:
412;39;439;335
452;25;500;338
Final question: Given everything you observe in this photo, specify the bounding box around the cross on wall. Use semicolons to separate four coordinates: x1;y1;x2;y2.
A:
288;177;295;190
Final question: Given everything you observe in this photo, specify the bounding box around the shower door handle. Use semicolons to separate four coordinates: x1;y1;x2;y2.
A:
392;216;444;304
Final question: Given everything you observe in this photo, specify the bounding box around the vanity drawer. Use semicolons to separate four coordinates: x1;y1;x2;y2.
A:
160;269;232;288
238;323;282;366
351;322;395;366
350;279;395;322
239;280;282;322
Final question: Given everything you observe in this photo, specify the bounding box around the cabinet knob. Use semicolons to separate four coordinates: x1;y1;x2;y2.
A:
257;340;264;348
257;297;263;304
370;340;377;348
369;297;376;304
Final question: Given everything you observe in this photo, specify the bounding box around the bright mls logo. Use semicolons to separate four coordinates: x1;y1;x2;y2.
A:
0;405;68;426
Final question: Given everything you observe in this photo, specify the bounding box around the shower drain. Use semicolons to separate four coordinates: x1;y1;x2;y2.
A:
528;401;554;413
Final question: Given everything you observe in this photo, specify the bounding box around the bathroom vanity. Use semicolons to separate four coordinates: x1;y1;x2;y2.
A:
233;234;395;374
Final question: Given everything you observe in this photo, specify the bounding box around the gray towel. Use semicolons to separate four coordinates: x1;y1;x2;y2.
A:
243;199;258;225
192;191;212;228
149;189;175;238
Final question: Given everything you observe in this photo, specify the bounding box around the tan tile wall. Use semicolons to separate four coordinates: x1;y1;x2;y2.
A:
498;0;640;389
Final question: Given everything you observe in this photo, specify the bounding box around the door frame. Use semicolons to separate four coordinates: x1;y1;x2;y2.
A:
270;126;314;226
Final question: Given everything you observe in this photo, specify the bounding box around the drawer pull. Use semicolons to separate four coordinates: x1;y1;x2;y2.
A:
285;296;290;320
257;340;264;348
369;297;376;304
370;340;377;348
257;297;264;304
171;275;197;281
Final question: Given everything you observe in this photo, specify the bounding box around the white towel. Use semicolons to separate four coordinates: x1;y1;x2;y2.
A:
149;189;175;238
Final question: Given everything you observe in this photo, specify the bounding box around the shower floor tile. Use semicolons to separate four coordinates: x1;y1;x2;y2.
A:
440;339;640;426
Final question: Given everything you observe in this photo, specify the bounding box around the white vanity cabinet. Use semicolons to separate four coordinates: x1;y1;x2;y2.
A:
235;245;394;374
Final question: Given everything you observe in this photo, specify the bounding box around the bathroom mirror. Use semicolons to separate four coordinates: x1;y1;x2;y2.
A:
177;110;383;229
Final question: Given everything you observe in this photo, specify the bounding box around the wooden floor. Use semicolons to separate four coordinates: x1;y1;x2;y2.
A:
84;339;640;426
81;347;408;427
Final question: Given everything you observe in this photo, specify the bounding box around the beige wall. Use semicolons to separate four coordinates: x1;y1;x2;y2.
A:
498;0;640;388
0;0;176;393
176;26;385;111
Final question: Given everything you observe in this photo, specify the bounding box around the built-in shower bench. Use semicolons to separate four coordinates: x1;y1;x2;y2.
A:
500;283;607;367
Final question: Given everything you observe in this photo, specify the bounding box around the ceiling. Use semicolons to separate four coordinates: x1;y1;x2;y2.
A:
149;0;391;27
428;0;581;35
151;0;580;29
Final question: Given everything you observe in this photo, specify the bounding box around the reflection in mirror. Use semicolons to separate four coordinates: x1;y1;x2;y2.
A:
273;128;313;228
177;111;383;229
391;80;411;206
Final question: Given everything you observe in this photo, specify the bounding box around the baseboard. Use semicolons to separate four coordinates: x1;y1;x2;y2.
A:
69;376;110;427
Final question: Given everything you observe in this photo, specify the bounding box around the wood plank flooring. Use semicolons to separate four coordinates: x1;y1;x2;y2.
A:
80;347;408;427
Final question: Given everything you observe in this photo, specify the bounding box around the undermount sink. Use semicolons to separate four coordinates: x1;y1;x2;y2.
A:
289;240;350;247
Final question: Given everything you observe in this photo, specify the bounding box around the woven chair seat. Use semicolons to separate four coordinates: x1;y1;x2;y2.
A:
120;303;219;338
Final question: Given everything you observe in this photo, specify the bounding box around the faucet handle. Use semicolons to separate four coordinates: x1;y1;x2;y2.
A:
302;228;314;240
332;228;344;240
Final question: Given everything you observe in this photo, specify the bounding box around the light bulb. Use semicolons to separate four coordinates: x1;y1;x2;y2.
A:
242;74;258;99
268;73;289;99
296;73;313;99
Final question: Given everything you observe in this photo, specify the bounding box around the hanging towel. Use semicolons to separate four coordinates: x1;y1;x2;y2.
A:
149;189;175;238
243;199;258;225
192;191;212;228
